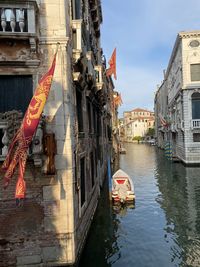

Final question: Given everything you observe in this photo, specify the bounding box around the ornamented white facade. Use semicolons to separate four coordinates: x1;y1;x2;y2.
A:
155;30;200;164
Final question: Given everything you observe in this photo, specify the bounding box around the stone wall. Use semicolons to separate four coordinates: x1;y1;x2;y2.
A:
0;0;112;265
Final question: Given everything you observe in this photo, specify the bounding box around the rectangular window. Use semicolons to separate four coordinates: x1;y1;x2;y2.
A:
95;70;100;83
193;133;200;142
71;0;81;19
72;29;77;49
97;113;102;136
191;64;200;81
107;125;112;141
192;99;200;119
182;132;185;143
87;100;92;132
76;89;84;133
80;157;85;206
95;149;97;178
93;107;97;134
90;152;94;188
0;75;32;114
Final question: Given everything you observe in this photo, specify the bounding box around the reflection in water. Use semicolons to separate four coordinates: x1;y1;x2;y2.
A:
79;143;200;267
155;149;200;267
112;202;135;215
79;178;121;267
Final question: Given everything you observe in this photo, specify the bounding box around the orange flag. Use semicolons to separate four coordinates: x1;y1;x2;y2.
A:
114;93;123;107
116;93;123;106
106;48;117;80
2;52;57;201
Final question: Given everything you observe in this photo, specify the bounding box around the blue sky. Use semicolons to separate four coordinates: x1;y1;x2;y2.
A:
101;0;200;117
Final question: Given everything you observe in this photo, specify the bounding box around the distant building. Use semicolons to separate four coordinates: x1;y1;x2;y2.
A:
123;108;155;141
155;30;200;164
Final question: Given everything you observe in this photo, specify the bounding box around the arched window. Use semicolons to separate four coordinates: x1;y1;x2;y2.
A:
192;92;200;119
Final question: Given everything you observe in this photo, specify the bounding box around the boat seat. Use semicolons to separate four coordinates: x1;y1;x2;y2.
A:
115;181;130;191
116;183;129;200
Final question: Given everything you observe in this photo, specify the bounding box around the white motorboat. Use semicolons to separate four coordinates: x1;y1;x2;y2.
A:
111;169;135;203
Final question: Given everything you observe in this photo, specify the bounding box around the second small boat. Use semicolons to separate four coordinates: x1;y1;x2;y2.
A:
111;169;135;203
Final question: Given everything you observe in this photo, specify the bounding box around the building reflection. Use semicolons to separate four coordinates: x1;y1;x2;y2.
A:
78;178;121;267
155;149;200;266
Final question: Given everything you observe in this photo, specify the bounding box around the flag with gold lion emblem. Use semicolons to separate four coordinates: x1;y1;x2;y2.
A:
2;52;57;201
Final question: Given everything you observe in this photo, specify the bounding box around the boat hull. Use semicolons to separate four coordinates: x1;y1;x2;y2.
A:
112;194;135;203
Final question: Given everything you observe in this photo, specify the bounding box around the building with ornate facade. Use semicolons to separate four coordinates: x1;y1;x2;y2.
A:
155;30;200;164
0;0;117;266
123;108;155;141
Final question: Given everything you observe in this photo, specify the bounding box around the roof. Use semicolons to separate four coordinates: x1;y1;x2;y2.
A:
131;108;154;113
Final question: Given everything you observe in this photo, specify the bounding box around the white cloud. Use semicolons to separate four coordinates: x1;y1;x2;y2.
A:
114;65;162;116
101;0;200;116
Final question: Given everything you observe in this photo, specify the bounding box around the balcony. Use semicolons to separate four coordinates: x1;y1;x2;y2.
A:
89;0;102;37
191;119;200;129
0;113;44;167
72;19;83;62
0;1;38;50
86;51;96;82
0;3;38;35
95;65;103;91
0;121;8;160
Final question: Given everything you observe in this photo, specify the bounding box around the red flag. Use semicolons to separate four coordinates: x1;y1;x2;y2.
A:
106;48;117;80
2;52;57;200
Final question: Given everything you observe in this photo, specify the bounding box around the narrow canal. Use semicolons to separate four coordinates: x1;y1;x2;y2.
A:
79;143;200;267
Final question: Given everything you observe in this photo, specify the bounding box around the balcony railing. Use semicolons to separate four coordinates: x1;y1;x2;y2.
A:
0;121;8;160
0;2;38;36
0;113;44;165
1;8;28;33
95;65;103;91
191;119;200;129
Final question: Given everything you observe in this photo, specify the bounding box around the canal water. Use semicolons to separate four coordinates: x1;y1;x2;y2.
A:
79;143;200;267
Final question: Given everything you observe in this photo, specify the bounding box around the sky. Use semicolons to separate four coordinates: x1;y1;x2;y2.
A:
101;0;200;117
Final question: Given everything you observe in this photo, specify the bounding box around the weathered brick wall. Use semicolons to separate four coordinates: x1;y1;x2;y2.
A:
0;162;44;266
0;161;76;266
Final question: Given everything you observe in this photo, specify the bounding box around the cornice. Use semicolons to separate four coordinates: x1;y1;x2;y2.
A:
179;31;200;39
164;31;200;82
39;37;69;45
